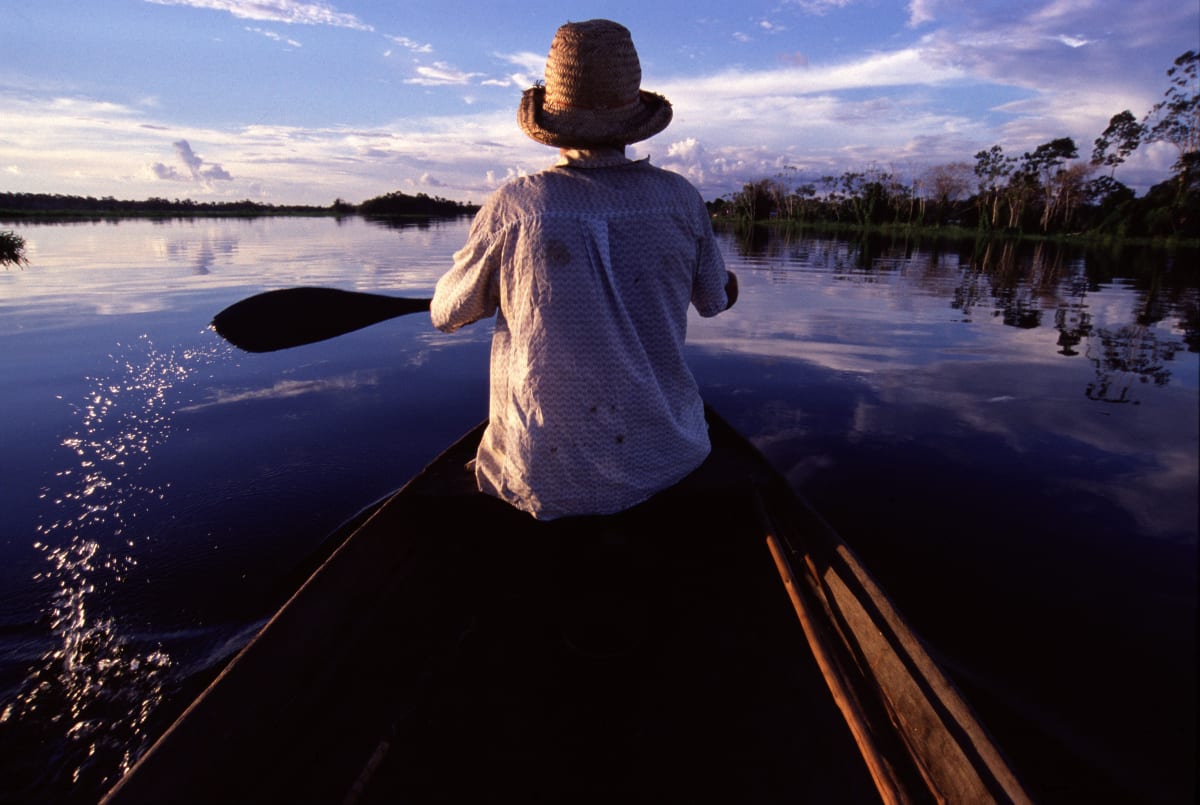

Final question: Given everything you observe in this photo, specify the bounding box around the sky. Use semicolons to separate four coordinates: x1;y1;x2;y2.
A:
2;0;1197;206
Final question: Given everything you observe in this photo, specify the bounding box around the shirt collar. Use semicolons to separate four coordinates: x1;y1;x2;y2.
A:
555;147;646;169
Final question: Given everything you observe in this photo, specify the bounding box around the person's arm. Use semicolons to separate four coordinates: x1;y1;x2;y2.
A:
431;215;501;333
692;239;734;317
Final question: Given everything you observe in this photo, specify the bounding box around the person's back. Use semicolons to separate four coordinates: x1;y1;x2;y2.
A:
431;20;736;520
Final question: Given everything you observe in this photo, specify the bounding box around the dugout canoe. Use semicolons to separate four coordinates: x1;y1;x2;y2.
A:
102;406;1031;804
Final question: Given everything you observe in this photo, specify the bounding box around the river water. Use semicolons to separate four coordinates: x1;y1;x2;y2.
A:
0;216;1195;803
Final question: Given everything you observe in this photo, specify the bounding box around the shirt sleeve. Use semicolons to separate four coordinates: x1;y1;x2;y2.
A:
431;211;502;333
689;200;728;318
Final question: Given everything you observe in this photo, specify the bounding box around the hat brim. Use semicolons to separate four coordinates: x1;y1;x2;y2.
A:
518;86;673;148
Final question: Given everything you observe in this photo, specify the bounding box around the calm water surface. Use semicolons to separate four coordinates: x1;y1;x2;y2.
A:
0;216;1196;804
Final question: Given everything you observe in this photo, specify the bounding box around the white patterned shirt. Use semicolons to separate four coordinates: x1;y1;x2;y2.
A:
431;148;729;520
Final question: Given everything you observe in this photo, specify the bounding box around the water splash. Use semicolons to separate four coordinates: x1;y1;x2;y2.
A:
0;335;223;799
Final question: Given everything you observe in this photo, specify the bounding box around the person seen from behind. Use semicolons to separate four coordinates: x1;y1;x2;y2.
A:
431;18;738;521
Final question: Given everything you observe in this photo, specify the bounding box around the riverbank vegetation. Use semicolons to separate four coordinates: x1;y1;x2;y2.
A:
0;190;479;221
355;191;477;218
1;230;27;267
711;50;1199;247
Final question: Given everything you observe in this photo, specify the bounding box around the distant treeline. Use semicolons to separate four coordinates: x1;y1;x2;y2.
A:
0;191;479;220
712;49;1199;243
708;165;1198;242
356;191;478;217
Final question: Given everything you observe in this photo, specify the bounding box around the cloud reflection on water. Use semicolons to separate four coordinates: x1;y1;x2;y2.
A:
693;228;1198;539
0;217;465;333
178;372;381;412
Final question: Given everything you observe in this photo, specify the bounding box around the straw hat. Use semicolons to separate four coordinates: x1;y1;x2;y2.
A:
518;19;673;148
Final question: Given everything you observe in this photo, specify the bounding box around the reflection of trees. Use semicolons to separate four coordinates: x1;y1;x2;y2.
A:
1179;293;1200;353
1054;303;1091;356
955;239;1072;329
730;222;771;257
727;224;908;278
958;239;1190;399
720;225;1198;400
1085;325;1184;403
362;215;453;233
1076;247;1198;401
970;240;1193;400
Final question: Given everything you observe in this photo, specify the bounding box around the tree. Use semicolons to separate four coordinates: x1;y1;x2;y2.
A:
1144;50;1199;168
1091;110;1144;178
358;190;475;217
1020;137;1079;232
1049;161;1095;231
731;179;780;222
831;166;894;226
1083;175;1136;233
772;167;801;220
973;145;1015;229
792;183;818;222
1144;50;1200;211
1;231;28;268
920;162;974;224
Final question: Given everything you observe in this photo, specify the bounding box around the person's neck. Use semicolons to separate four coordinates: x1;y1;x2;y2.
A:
556;146;629;167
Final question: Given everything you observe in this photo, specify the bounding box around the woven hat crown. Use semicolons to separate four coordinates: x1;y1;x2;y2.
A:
518;19;672;147
544;20;642;113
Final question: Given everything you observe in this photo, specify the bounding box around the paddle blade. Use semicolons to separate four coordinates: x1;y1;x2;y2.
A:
212;287;433;352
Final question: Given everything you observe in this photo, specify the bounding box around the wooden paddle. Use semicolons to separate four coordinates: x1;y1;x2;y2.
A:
211;287;433;352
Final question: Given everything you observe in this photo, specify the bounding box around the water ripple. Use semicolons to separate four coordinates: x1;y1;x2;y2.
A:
0;335;223;799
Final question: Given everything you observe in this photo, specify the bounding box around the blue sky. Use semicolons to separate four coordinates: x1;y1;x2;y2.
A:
2;0;1196;205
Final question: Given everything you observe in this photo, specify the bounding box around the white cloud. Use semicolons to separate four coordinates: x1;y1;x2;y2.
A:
491;51;546;87
245;26;302;47
4;1;1192;206
906;0;939;27
495;51;545;73
1054;34;1092;48
1029;0;1101;25
657;137;710;184
386;35;432;54
405;62;484;86
667;137;704;161
789;0;858;15
657;48;968;103
143;0;373;30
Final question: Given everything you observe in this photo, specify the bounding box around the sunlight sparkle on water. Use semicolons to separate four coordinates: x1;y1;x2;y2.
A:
1;335;224;793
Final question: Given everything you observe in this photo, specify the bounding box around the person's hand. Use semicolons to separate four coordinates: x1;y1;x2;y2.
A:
724;270;739;310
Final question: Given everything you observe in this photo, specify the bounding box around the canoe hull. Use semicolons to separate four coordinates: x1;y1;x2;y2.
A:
103;408;1030;804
